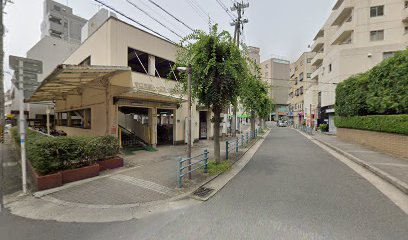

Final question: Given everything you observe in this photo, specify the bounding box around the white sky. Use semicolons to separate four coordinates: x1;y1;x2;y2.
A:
3;0;336;91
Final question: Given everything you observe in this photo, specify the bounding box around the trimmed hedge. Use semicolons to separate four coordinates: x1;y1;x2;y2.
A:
335;49;408;116
334;115;408;135
10;127;119;175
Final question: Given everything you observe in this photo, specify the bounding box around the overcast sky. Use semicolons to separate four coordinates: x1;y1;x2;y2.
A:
3;0;335;91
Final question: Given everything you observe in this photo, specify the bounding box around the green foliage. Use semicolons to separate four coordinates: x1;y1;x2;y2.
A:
175;24;247;111
334;115;408;135
335;49;408;116
319;124;329;132
366;51;408;114
205;160;231;175
335;73;370;117
11;128;119;175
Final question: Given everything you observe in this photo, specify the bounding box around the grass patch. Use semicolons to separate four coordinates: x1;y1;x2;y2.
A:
205;160;231;175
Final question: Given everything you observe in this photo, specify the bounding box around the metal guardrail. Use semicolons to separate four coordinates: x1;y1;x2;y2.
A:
178;149;209;188
297;125;314;135
226;128;260;160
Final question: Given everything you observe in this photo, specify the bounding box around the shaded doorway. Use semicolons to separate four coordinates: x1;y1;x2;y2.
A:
157;109;174;145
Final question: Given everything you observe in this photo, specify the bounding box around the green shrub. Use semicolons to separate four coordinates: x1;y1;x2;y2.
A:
335;49;408;116
334;115;408;135
367;51;408;114
12;129;120;175
319;124;329;132
335;73;370;117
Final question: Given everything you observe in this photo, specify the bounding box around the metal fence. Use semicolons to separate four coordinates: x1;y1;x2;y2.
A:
297;125;314;135
226;128;259;160
178;149;209;188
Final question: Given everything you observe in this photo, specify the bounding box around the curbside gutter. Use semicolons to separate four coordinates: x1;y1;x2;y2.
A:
296;129;408;195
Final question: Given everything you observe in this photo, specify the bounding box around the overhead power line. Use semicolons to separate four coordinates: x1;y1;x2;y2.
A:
126;0;184;39
147;0;195;32
184;0;209;23
93;0;176;44
215;0;236;20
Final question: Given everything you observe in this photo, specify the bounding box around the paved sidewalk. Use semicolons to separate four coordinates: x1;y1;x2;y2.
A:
4;128;265;222
313;133;408;193
1;134;22;196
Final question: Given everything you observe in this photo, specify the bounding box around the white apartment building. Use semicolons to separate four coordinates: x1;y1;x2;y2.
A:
310;0;408;132
288;52;315;127
41;0;87;44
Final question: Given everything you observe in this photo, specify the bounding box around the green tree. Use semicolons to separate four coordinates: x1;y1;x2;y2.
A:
175;25;248;162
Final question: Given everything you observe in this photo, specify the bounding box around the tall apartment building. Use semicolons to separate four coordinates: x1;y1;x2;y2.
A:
7;0;88;126
288;52;315;127
310;0;408;132
41;0;87;44
260;57;290;121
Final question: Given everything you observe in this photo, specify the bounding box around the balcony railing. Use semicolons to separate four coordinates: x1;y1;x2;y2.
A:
311;37;324;53
331;0;354;26
331;20;354;45
311;52;324;67
403;7;408;23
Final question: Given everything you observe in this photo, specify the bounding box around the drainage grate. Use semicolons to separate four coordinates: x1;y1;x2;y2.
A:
193;187;214;198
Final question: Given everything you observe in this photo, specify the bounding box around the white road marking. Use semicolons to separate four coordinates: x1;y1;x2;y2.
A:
110;174;176;196
374;163;408;167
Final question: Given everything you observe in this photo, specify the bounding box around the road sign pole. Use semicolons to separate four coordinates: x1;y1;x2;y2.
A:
18;61;27;194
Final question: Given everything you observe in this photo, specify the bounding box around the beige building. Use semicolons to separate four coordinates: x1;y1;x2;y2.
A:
30;17;214;147
260;57;290;120
310;0;408;132
288;52;315;127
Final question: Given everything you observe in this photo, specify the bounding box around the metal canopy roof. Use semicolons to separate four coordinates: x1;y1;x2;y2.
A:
28;64;131;102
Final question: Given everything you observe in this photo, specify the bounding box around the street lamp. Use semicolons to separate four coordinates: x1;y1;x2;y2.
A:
177;64;192;179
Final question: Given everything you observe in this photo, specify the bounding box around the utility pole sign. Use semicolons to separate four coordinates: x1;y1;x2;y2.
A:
230;1;249;137
9;56;42;194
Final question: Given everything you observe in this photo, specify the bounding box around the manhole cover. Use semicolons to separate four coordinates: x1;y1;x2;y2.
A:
193;187;214;198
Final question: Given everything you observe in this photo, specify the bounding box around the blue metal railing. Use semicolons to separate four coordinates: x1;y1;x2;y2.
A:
178;149;209;188
226;128;260;160
297;125;314;135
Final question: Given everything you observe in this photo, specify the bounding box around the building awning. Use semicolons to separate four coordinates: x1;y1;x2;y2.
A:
117;89;187;104
28;64;131;102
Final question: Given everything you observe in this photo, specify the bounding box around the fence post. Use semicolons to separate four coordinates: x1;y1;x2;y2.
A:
178;157;183;188
241;135;244;147
246;132;249;145
226;141;229;160
236;138;239;154
204;149;208;174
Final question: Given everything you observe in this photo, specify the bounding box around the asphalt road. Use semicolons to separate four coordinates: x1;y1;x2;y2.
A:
1;128;408;239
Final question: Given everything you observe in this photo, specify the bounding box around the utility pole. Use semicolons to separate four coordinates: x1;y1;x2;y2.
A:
230;1;248;137
187;64;192;179
1;0;5;143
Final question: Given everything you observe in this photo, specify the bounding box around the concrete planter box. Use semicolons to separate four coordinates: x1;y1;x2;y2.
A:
61;164;100;184
98;156;124;171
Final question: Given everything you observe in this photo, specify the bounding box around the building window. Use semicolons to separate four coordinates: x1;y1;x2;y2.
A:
128;47;149;74
405;1;408;8
299;72;304;81
295;77;298;85
49;15;62;25
155;56;177;80
307;73;312;78
49;29;62;38
53;5;61;12
370;30;384;41
79;56;91;66
383;52;396;60
307;58;312;63
300;87;304;95
57;109;91;129
370;5;384;17
405;26;408;34
328;64;332;72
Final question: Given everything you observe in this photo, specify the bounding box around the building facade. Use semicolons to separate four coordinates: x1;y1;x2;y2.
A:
30;17;215;147
260;57;290;121
288;52;315;127
41;0;87;44
310;0;408;132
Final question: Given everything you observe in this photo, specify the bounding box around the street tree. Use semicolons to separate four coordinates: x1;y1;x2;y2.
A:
174;24;248;163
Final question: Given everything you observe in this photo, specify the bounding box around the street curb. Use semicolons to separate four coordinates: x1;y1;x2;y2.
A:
191;129;271;201
295;129;408;195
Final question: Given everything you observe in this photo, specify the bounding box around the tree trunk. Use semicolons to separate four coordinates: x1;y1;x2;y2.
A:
250;110;256;134
213;107;222;163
